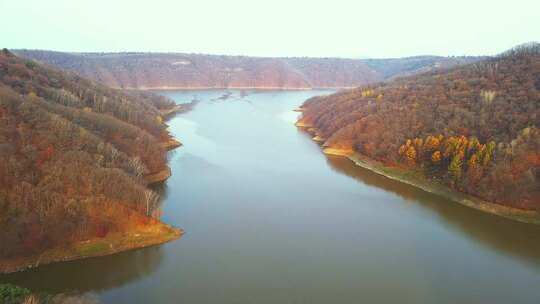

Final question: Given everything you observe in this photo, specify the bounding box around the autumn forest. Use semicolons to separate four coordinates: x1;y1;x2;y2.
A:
0;49;181;263
298;43;540;210
1;36;540;304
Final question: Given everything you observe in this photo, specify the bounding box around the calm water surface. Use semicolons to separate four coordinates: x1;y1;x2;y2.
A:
3;90;540;303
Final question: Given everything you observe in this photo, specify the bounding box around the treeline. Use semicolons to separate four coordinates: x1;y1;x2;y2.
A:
299;43;540;210
0;49;177;258
15;50;482;89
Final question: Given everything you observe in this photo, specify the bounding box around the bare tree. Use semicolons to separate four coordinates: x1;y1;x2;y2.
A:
143;190;160;217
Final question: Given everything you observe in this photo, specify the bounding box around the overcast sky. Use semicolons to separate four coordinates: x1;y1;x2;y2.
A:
1;0;538;58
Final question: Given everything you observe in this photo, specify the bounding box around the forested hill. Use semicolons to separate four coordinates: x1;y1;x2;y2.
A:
0;49;179;261
361;56;483;80
15;50;482;89
298;43;540;210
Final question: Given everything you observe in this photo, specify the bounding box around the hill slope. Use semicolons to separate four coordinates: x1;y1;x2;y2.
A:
298;44;540;213
15;50;482;89
0;49;181;270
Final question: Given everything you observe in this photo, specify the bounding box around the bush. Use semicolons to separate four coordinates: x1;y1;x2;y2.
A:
0;284;31;304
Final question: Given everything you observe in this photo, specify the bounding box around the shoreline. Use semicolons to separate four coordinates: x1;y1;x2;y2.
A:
159;104;185;118
0;104;186;274
0;221;182;274
161;138;182;151
298;126;540;224
121;86;350;91
144;166;172;185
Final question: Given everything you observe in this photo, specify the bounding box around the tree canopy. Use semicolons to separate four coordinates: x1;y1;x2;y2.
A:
299;44;540;209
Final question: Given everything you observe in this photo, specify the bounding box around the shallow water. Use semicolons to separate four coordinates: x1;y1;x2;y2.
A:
3;90;540;303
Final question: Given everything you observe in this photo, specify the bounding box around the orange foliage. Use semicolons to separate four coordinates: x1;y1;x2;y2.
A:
300;44;540;209
424;136;441;151
405;146;417;164
431;151;441;163
528;153;540;167
0;51;173;258
37;146;55;167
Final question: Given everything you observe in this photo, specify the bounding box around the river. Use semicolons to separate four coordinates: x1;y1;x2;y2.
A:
3;90;540;303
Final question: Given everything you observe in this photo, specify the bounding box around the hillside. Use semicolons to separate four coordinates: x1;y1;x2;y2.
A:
0;49;182;271
298;44;540;212
15;50;482;89
361;56;484;80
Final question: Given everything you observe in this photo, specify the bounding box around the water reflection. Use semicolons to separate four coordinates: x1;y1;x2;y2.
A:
1;245;165;294
3;90;540;303
325;155;540;269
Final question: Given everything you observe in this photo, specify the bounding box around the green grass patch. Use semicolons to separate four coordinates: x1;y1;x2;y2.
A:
0;283;31;304
78;242;109;256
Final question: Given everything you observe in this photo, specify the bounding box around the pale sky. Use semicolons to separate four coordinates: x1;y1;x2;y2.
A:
1;0;538;58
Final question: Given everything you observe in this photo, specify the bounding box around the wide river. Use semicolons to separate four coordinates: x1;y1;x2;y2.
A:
3;90;540;303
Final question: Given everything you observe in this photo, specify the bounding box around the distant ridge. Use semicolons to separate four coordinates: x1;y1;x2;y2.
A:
15;50;483;90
